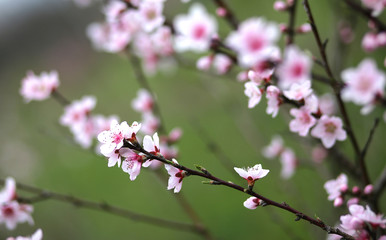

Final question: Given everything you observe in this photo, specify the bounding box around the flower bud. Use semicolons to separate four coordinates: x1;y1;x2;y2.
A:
364;184;373;195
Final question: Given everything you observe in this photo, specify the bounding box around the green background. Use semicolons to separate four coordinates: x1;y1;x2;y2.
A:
0;0;385;239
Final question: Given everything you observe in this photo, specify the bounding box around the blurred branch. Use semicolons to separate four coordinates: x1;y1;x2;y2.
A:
373;167;386;201
211;0;239;30
342;0;386;31
125;141;356;240
303;0;370;186
360;118;380;161
286;0;298;45
0;178;200;235
51;90;70;106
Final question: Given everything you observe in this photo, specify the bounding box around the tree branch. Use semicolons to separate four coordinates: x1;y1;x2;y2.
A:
342;0;386;31
211;0;239;30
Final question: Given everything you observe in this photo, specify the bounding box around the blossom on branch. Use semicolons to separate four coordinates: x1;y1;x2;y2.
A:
324;173;348;203
289;107;316;136
243;197;264;210
244;81;263;108
121;148;145;181
6;229;42;240
165;159;185;193
132;89;154;113
234;164;269;187
311;115;347;148
20;71;59;102
142;132;161;167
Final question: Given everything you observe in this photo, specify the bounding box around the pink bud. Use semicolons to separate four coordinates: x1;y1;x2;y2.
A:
169;128;183;142
274;1;288;11
237;71;249;82
216;7;227;17
340;184;348;193
364;184;373;194
352;186;360;194
287;0;294;5
347;197;359;206
376;32;386;46
334;196;344;207
196;55;213;70
297;23;311;33
362;32;378;52
279;23;288;33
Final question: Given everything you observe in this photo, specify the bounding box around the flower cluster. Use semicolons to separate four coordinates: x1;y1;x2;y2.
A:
0;177;34;230
20;71;59;103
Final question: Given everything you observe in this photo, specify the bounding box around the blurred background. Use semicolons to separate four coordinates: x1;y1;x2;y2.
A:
0;0;385;239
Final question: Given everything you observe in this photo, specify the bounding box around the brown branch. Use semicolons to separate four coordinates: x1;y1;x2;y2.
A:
51;90;70;106
286;0;298;45
125;141;355;240
360;118;380;161
342;0;386;32
373;167;386;200
211;0;239;30
302;0;370;186
0;179;200;235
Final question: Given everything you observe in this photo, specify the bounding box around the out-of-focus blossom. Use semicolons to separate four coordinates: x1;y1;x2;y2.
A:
280;148;297;179
137;0;165;32
132;89;154;113
174;3;217;53
20;71;59;103
213;54;232;74
226;17;280;67
273;1;288;11
244;81;263;108
339;21;355;44
341;58;385;106
262;135;284;159
6;228;43;240
324;173;348;202
311;115;347;148
276;46;312;89
243;197;263;210
60;96;96;130
283;80;313;101
234;164;269;186
140;113;160;135
311;145;327;163
165;159;184;193
361;0;385;16
0;201;34;230
266;85;281;117
318;93;336;115
297;23;311;33
0;178;16;204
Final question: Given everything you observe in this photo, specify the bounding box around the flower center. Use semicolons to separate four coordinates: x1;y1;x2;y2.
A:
324;122;336;133
192;24;206;39
2;205;15;217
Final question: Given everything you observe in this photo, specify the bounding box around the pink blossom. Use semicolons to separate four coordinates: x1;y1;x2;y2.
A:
71;117;95;149
297;23;311;33
237;71;249;82
160;143;178;160
361;0;385;16
341;58;385;106
0;201;34;230
103;0;127;23
0;177;16;204
213;54;232;75
243;197;263;210
273;1;288;11
174;3;217;52
338;21;355;43
280;148;297;179
226;17;280;67
262;135;284;159
137;0;165;32
362;32;379;52
364;184;373;194
266;85;281;117
244;81;263;108
142;132;160;167
140;113;160;135
132;89;154;113
318;93;336;115
234;164;269;186
150;26;174;56
379;236;386;240
216;7;227;17
168;128;183;143
6;228;43;240
334;197;344;207
121;148;144;181
304;94;319;113
283;80;313;101
97;120;141;167
289;107;316;136
347;198;359;206
360;205;386;228
165;159;184;193
60;96;96;130
196;55;214;71
248;56;277;84
311;145;327;163
20;71;59;102
324;173;348;202
276;45;312;89
311;115;347;148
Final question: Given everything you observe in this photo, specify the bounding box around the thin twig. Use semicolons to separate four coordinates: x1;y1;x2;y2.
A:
125;141;355;240
51;90;70;106
342;0;386;31
302;0;370;186
360;118;380;161
0;179;200;235
211;0;239;30
373;167;386;200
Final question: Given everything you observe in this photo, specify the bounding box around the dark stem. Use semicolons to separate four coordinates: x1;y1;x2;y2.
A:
0;179;199;235
51;90;70;106
286;0;298;45
211;0;239;30
360;118;380;161
342;0;386;31
125;141;355;240
302;0;370;186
